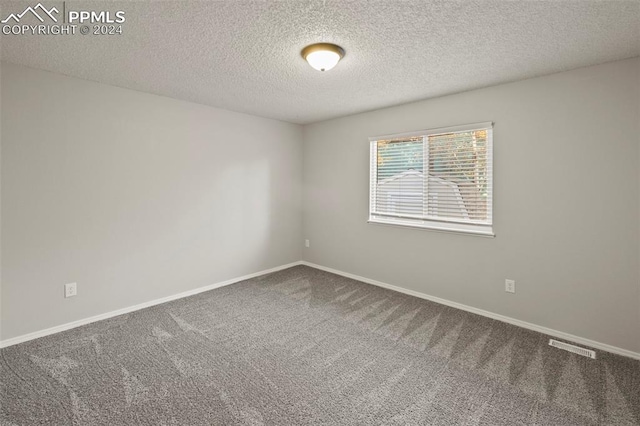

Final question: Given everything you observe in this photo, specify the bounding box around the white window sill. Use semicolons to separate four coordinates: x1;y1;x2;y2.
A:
368;217;495;238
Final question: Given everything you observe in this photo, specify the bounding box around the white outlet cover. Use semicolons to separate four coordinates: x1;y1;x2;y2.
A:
505;279;516;293
65;282;77;298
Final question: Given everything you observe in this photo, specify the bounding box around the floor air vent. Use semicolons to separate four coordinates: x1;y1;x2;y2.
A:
549;339;596;359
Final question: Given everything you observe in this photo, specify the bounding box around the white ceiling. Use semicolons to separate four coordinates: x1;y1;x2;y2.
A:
2;1;639;124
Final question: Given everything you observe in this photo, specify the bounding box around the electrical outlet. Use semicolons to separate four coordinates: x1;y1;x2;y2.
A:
505;279;516;294
305;239;310;248
64;282;77;298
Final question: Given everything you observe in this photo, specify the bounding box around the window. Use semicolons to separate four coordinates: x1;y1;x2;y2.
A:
369;122;493;236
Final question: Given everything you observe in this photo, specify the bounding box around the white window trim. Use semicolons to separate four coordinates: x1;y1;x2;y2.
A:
368;122;494;237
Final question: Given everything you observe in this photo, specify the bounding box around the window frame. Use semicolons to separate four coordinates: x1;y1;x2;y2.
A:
368;122;494;237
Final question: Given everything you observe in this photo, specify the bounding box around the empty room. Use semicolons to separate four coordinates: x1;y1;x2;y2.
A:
1;0;639;424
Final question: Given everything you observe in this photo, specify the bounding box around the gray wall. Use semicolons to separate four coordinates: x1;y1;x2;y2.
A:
2;59;639;354
302;58;640;353
0;62;302;340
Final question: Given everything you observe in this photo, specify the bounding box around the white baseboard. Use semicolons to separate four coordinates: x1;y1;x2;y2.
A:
0;261;303;349
300;261;640;361
3;259;638;361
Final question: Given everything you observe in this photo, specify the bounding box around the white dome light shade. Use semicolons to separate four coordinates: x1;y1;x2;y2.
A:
306;50;341;71
301;43;345;72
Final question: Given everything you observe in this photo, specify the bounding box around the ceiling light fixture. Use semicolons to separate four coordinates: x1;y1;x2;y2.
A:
301;43;345;72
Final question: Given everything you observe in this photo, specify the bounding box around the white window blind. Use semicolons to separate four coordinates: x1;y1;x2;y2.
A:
369;122;493;236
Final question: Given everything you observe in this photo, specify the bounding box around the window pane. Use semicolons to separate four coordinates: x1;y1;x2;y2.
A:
375;138;423;216
428;130;489;221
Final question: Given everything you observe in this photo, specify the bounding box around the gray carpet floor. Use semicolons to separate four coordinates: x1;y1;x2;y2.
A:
1;265;639;425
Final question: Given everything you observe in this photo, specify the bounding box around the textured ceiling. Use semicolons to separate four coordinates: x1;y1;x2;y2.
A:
1;1;639;124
